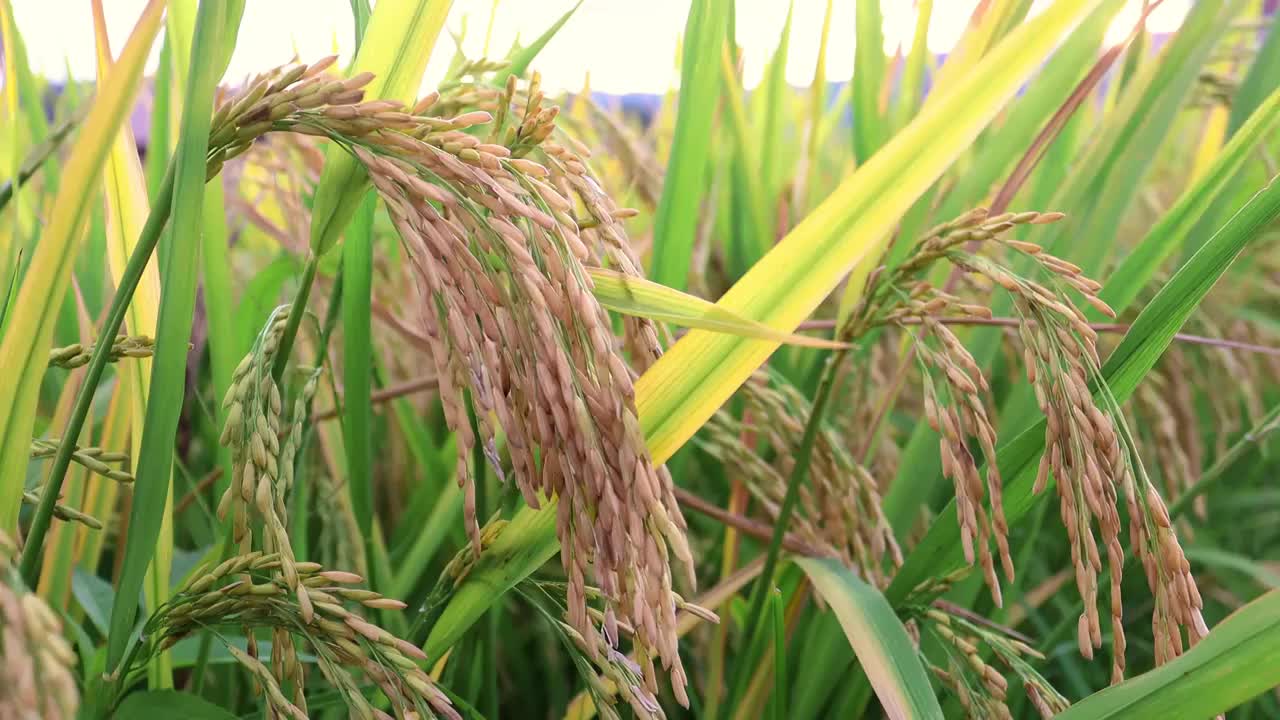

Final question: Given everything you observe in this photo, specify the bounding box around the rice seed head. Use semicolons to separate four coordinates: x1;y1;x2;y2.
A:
29;439;135;485
702;370;901;586
335;73;689;700
153;554;457;720
868;208;1206;680
0;533;80;719
47;334;154;369
922;603;1066;720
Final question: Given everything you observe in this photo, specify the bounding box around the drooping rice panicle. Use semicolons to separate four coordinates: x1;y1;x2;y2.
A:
321;73;691;703
850;208;1208;682
0;533;79;720
146;552;457;720
701;371;901;586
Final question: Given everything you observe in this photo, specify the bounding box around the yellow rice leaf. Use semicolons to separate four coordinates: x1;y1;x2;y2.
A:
90;0;174;688
588;268;848;349
636;0;1108;465
0;0;164;528
309;0;454;255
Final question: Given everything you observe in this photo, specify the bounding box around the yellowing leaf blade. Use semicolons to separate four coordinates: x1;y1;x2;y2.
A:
310;0;453;254
637;0;1106;464
422;0;1108;662
0;0;164;528
587;268;847;349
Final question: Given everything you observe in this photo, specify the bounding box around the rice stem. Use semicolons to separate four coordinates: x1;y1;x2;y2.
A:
18;163;176;585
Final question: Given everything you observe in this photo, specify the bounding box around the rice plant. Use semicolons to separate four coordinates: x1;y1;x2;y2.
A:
2;0;1280;718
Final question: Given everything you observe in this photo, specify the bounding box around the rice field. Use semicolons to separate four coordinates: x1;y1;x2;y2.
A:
3;1;1280;718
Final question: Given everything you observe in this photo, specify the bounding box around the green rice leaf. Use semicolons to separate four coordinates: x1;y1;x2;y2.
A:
492;0;582;85
106;0;237;674
648;0;730;290
424;502;556;663
1057;589;1280;719
343;195;378;542
798;557;944;720
756;1;793;201
851;0;886;164
1228;13;1280;137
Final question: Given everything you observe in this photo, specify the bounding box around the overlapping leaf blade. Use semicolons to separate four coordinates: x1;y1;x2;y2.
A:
0;0;164;528
798;557;944;720
422;0;1108;659
310;0;453;255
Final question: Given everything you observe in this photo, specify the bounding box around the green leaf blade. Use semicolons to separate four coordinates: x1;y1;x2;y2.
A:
106;0;236;674
1058;590;1280;720
798;557;944;720
648;0;731;291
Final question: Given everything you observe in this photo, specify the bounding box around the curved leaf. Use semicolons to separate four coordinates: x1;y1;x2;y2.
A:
797;557;943;720
1099;84;1280;313
1058;590;1280;720
588;268;848;349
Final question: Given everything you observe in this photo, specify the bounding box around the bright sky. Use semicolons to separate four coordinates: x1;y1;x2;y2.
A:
14;0;1192;94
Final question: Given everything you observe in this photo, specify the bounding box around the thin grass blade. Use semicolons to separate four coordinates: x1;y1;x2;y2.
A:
851;0;886;164
648;0;730;291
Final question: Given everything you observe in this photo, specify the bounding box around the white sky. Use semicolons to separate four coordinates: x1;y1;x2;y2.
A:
13;0;1192;94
